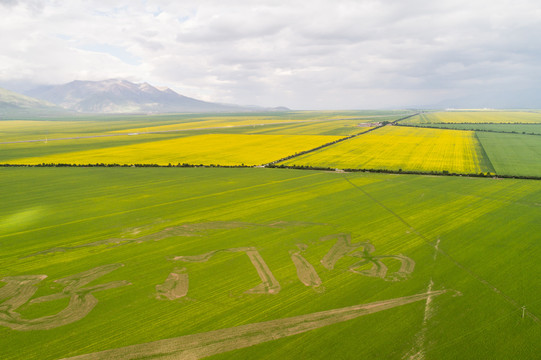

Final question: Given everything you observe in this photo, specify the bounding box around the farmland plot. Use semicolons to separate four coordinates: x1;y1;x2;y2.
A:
1;167;540;359
280;126;492;174
3;134;342;166
405;123;541;135
476;132;541;177
404;111;541;124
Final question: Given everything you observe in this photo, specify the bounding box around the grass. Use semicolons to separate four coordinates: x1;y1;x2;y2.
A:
3;133;342;166
279;126;492;174
401;122;541;135
1;167;540;359
404;111;541;124
476;132;541;177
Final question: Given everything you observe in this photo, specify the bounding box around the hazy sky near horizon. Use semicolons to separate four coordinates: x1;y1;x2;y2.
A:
1;0;540;109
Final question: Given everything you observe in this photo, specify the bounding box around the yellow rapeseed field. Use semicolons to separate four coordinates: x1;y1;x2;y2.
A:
280;126;490;174
6;134;342;166
407;111;541;124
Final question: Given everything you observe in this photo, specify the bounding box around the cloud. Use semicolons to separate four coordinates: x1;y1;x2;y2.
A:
1;0;541;108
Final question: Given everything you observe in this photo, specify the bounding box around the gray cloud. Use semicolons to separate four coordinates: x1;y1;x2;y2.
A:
1;0;541;108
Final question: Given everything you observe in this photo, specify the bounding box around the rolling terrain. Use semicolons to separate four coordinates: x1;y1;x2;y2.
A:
0;87;69;118
26;79;265;114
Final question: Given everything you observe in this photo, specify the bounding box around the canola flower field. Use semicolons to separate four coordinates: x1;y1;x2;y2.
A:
3;133;342;166
3;111;541;177
280;126;492;174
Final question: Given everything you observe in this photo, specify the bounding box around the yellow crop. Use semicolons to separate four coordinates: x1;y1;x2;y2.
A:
6;134;342;166
280;126;488;174
407;111;541;124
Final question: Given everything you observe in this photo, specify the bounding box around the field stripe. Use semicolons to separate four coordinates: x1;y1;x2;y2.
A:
473;132;496;173
0;172;322;240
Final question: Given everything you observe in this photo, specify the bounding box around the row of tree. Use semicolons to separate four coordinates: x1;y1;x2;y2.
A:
3;162;541;180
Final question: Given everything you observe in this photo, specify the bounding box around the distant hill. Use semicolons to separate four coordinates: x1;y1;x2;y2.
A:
0;87;69;118
26;79;255;114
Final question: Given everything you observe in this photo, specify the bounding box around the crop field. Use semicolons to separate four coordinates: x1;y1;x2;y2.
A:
0;133;189;163
476;132;541;177
109;118;311;134
3;133;342;166
240;120;378;136
404;123;541;135
279;126;492;174
404;111;541;124
0;111;411;142
111;119;380;137
1;167;540;360
2;110;541;359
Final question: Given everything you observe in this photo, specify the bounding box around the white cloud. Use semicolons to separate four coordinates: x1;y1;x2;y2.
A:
1;0;541;108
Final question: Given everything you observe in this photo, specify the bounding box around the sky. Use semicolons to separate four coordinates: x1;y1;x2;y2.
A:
1;0;540;109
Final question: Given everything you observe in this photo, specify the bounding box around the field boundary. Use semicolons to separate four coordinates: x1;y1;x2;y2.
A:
3;162;541;180
261;113;420;166
395;122;541;137
473;132;496;173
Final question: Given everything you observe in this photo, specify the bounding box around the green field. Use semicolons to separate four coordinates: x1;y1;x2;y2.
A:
2;110;541;359
402;123;541;135
1;167;540;359
477;132;541;177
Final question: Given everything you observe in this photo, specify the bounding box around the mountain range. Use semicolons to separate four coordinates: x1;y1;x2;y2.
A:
25;79;260;114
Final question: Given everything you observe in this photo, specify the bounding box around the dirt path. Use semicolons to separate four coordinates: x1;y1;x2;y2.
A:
61;290;452;360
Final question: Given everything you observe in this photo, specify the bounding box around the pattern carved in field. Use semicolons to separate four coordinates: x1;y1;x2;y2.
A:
155;268;189;301
321;233;415;281
166;233;414;299
1;230;415;333
173;247;281;295
0;264;130;331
